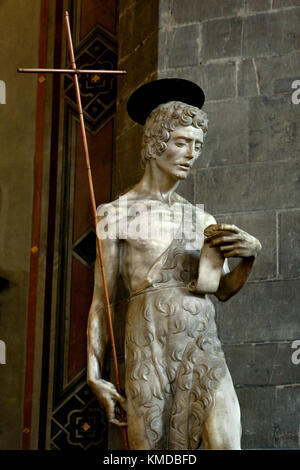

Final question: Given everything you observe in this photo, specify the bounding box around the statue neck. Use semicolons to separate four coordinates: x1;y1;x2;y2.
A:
134;160;179;204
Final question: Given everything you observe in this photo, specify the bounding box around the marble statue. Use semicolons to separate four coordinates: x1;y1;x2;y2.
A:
87;79;261;450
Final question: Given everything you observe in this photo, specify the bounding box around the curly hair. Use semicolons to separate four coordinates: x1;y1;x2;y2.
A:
141;101;208;167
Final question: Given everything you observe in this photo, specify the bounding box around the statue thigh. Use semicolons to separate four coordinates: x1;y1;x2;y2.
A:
201;367;242;450
126;396;167;450
126;367;241;450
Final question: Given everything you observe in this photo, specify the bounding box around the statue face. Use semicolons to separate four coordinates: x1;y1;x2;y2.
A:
156;125;204;181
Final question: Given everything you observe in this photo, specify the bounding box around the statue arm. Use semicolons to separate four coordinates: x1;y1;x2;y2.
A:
203;219;262;302
87;236;127;426
215;256;257;302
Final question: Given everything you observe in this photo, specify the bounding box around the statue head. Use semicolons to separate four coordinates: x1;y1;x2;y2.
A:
127;78;207;168
141;101;208;167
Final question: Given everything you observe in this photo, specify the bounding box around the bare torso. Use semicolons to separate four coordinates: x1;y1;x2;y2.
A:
100;191;206;292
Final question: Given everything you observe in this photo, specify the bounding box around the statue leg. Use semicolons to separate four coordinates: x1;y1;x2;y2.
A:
126;396;171;450
201;368;242;450
126;398;151;450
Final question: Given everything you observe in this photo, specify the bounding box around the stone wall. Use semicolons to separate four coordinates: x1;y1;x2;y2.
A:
158;0;300;449
113;0;159;196
114;0;300;449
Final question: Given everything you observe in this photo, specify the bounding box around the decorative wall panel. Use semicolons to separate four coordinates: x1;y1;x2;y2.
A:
64;24;118;134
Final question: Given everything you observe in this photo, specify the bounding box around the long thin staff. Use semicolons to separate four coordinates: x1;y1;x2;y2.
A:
63;12;128;449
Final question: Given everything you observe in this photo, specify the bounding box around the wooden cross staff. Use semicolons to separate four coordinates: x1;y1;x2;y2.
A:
18;11;128;449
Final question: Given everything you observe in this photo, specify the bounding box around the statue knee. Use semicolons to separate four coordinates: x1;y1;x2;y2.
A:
202;412;242;450
203;431;241;450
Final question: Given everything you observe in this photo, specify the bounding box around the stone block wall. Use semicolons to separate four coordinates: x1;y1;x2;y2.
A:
114;0;300;449
158;0;300;449
113;0;159;196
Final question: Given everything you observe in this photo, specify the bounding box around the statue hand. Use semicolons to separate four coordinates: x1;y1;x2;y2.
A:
204;224;262;259
88;378;127;427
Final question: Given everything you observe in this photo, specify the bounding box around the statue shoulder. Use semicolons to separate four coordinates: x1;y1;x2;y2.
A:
96;194;139;234
173;193;191;205
96;195;130;217
173;193;217;225
96;200;118;217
